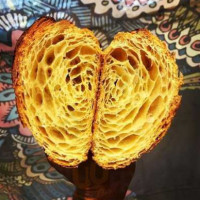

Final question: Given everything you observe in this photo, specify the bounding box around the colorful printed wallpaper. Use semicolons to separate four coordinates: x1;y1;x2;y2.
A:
0;0;199;199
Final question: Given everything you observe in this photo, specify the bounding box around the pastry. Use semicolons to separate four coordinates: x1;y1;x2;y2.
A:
13;17;182;169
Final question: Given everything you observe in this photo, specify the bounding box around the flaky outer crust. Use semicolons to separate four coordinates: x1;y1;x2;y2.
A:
12;17;100;168
13;17;55;128
92;29;183;169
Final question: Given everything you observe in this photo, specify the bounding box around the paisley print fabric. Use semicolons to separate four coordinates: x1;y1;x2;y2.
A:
0;0;199;199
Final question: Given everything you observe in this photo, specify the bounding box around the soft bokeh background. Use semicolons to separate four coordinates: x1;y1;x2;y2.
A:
0;0;199;199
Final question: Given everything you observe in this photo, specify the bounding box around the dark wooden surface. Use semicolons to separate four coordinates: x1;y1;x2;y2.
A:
47;152;136;200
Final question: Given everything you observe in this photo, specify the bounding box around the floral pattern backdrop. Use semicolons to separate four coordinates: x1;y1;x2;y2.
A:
0;0;199;199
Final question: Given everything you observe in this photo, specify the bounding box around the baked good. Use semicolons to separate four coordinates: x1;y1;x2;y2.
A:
92;30;182;169
13;17;102;167
13;17;182;169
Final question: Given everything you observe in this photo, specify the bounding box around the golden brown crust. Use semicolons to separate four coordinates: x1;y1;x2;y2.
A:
47;155;80;168
13;17;56;127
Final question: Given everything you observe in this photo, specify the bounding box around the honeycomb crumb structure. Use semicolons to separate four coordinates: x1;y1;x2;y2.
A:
13;17;182;169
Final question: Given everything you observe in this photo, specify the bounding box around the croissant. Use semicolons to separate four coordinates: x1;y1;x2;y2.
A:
13;17;182;169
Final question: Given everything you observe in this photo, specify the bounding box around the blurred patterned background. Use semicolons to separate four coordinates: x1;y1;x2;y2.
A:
0;0;199;199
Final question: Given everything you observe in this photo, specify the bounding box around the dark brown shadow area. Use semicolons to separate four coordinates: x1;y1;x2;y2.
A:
47;152;136;200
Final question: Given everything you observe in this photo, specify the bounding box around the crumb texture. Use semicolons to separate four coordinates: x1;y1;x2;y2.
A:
13;18;101;167
13;18;182;169
92;30;182;169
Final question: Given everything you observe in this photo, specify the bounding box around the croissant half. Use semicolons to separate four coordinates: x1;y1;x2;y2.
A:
13;17;182;169
13;17;102;167
92;30;183;169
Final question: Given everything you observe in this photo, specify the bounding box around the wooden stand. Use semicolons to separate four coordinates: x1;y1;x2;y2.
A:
47;152;136;200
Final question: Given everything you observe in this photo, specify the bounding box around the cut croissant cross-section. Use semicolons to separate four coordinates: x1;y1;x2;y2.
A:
13;17;182;169
13;17;102;167
93;31;182;169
